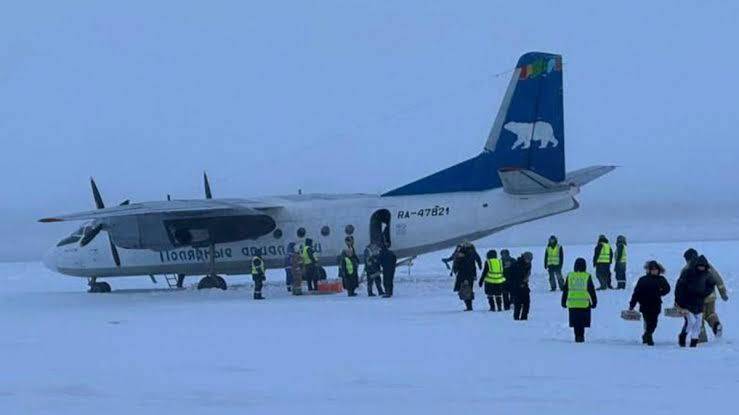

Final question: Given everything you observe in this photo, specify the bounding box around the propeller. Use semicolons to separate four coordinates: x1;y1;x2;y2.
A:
204;171;212;199
83;178;122;267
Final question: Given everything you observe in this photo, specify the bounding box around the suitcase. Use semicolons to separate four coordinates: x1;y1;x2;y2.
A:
620;309;641;321
664;307;687;318
317;279;343;294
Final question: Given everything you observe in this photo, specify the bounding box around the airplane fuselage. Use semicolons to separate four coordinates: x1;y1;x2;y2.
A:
45;187;578;278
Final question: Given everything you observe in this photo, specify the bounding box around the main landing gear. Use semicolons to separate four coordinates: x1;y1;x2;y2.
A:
88;277;111;293
196;243;228;291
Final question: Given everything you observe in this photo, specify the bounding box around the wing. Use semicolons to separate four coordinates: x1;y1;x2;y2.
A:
40;198;283;251
39;198;282;223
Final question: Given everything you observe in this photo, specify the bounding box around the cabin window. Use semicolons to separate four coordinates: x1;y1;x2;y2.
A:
321;226;330;236
344;224;355;235
297;227;306;238
273;228;283;239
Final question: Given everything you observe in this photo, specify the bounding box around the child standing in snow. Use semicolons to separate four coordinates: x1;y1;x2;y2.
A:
628;261;671;346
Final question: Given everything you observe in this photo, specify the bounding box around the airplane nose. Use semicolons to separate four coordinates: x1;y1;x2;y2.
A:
42;247;58;272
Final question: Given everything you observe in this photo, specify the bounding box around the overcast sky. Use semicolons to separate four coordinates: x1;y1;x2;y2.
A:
2;1;738;261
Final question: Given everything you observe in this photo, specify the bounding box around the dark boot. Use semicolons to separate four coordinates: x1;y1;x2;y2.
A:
254;292;264;300
690;339;699;348
645;333;654;346
678;332;687;347
488;297;495;311
575;335;585;343
464;300;473;311
642;334;648;344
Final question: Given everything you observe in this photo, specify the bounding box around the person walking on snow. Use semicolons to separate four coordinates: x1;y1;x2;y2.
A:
364;243;384;297
680;249;728;342
478;249;506;311
509;252;533;320
339;237;359;297
629;260;671;346
544;235;564;291
251;255;266;300
614;235;628;290
500;249;515;310
561;258;598;343
675;255;715;347
453;241;481;311
593;235;613;290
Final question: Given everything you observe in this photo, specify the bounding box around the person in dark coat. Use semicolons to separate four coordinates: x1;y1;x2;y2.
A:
509;252;533;320
251;256;267;300
364;243;384;297
339;237;359;297
675;255;716;347
380;245;397;298
284;242;295;292
452;242;481;311
500;249;515;310
561;258;598;342
629;260;671;346
592;235;613;290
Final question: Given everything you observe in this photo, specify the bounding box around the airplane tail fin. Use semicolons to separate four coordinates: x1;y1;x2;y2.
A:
384;52;567;196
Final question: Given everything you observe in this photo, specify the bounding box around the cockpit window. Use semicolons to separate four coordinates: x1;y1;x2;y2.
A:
57;227;84;246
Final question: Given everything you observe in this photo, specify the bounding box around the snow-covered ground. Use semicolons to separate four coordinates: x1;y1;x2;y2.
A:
1;240;736;414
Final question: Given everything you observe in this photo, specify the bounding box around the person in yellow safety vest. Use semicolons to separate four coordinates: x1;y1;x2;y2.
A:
338;236;359;297
544;235;565;291
251;255;266;300
592;234;613;290
301;238;318;292
615;235;628;290
478;250;506;311
561;258;598;343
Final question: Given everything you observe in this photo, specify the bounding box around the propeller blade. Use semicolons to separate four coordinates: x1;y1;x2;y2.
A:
167;194;171;201
108;234;121;267
90;177;105;209
79;224;104;247
203;172;212;199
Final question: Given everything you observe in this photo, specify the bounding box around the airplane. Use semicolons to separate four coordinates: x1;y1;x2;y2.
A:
40;51;614;293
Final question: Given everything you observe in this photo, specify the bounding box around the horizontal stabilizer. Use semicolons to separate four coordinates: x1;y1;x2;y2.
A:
565;165;616;187
498;168;570;195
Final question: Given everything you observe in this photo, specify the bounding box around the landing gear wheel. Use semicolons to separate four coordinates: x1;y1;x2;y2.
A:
88;281;111;293
197;275;228;290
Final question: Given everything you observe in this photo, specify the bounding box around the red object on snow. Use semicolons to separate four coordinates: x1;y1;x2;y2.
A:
317;280;343;294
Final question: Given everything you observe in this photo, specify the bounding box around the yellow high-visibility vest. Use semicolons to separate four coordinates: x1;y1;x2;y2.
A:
301;245;314;265
597;243;612;264
618;245;628;264
546;245;561;266
344;256;354;275
484;258;505;284
251;259;265;275
566;272;592;309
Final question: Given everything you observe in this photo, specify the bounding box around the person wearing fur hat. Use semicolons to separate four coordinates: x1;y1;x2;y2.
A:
679;249;728;342
675;255;716;347
629;261;671;346
561;258;598;343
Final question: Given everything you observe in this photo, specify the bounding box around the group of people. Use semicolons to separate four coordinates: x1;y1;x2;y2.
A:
250;235;399;300
544;234;628;292
445;241;534;320
337;236;397;298
447;236;729;348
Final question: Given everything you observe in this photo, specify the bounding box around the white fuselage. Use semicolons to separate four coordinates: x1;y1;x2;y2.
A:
44;187;579;278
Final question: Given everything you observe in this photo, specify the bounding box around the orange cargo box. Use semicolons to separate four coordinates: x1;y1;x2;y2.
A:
317;280;343;294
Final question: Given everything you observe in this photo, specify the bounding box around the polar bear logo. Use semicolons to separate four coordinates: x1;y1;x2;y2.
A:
504;121;559;150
